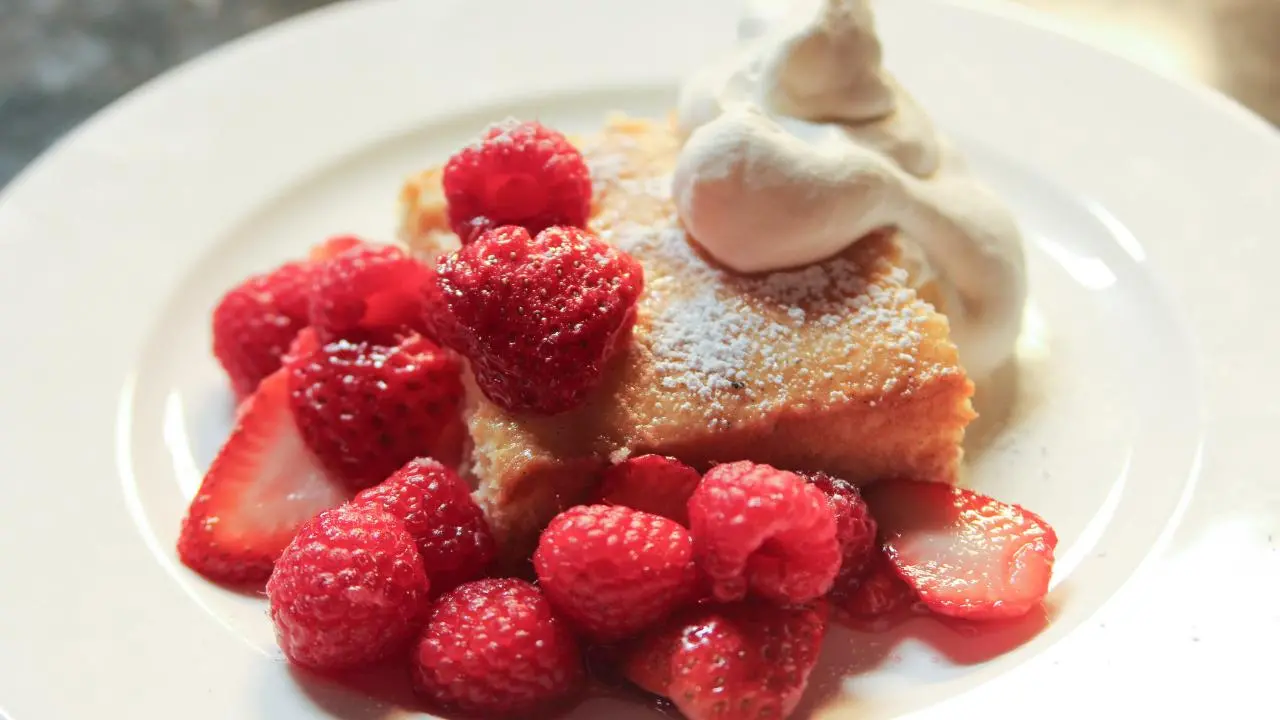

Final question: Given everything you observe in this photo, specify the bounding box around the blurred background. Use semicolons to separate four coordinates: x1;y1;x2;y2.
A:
1;0;1277;187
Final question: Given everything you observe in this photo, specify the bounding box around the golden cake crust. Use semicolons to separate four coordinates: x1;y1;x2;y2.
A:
399;116;976;559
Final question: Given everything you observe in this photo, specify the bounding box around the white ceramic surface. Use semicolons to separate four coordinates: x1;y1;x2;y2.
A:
0;0;1277;718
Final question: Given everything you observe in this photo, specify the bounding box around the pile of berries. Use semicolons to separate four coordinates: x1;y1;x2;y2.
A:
265;455;1055;719
180;119;1058;720
184;119;643;582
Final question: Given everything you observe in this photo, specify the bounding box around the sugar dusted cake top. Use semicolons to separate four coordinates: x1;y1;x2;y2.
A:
399;116;973;556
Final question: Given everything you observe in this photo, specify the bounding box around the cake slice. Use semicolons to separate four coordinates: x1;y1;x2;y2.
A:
399;116;975;558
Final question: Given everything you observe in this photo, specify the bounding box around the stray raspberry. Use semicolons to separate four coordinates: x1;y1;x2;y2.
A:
353;458;495;594
212;260;313;397
442;119;591;240
687;461;840;605
435;225;644;414
805;472;878;588
309;242;435;344
622;601;827;720
413;578;584;716
266;505;430;670
599;455;702;526
287;332;464;489
534;505;700;642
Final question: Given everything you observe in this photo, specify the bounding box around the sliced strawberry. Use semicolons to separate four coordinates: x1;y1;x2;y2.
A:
178;369;351;584
866;479;1057;620
834;549;916;619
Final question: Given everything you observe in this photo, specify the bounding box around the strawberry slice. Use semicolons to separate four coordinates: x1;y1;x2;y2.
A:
865;479;1057;620
177;368;351;584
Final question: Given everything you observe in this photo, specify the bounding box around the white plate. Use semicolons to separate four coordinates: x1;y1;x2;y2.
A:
1;0;1277;718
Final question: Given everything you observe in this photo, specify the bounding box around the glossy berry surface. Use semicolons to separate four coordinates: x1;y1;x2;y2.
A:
442;119;592;241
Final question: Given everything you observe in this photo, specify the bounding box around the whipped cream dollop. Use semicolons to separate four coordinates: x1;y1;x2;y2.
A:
673;0;1026;378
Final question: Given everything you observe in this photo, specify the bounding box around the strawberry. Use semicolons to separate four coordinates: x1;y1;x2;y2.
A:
622;601;827;720
866;479;1058;620
286;332;464;490
177;369;350;584
212;260;313;397
598;455;702;526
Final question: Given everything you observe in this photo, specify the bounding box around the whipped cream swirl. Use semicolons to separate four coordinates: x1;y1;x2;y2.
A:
673;0;1027;378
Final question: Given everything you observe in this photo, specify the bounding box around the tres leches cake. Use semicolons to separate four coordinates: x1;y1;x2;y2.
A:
177;1;1053;718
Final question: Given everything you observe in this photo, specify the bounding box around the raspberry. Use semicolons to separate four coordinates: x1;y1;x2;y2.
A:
266;505;430;670
287;332;464;489
442;119;591;240
413;578;584;716
309;242;435;344
353;458;495;594
534;505;700;642
599;455;702;526
212;260;313;397
622;601;827;720
435;225;644;414
835;549;917;620
805;472;878;589
687;461;840;605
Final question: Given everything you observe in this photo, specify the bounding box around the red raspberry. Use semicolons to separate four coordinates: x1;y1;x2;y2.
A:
836;549;917;620
599;455;702;526
805;472;878;590
353;458;495;594
435;225;644;414
212;260;313;397
688;461;840;605
413;578;584;716
534;505;700;642
266;505;430;670
286;332;464;489
442;119;591;241
309;242;436;344
622;601;827;720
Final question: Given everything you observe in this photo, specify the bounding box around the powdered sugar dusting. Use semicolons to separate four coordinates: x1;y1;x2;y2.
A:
581;128;952;430
467;116;523;151
608;221;939;428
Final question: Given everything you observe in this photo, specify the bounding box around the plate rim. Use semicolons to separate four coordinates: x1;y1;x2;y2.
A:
0;0;1277;718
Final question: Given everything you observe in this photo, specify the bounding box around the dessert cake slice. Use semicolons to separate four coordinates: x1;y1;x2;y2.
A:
399;116;975;558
